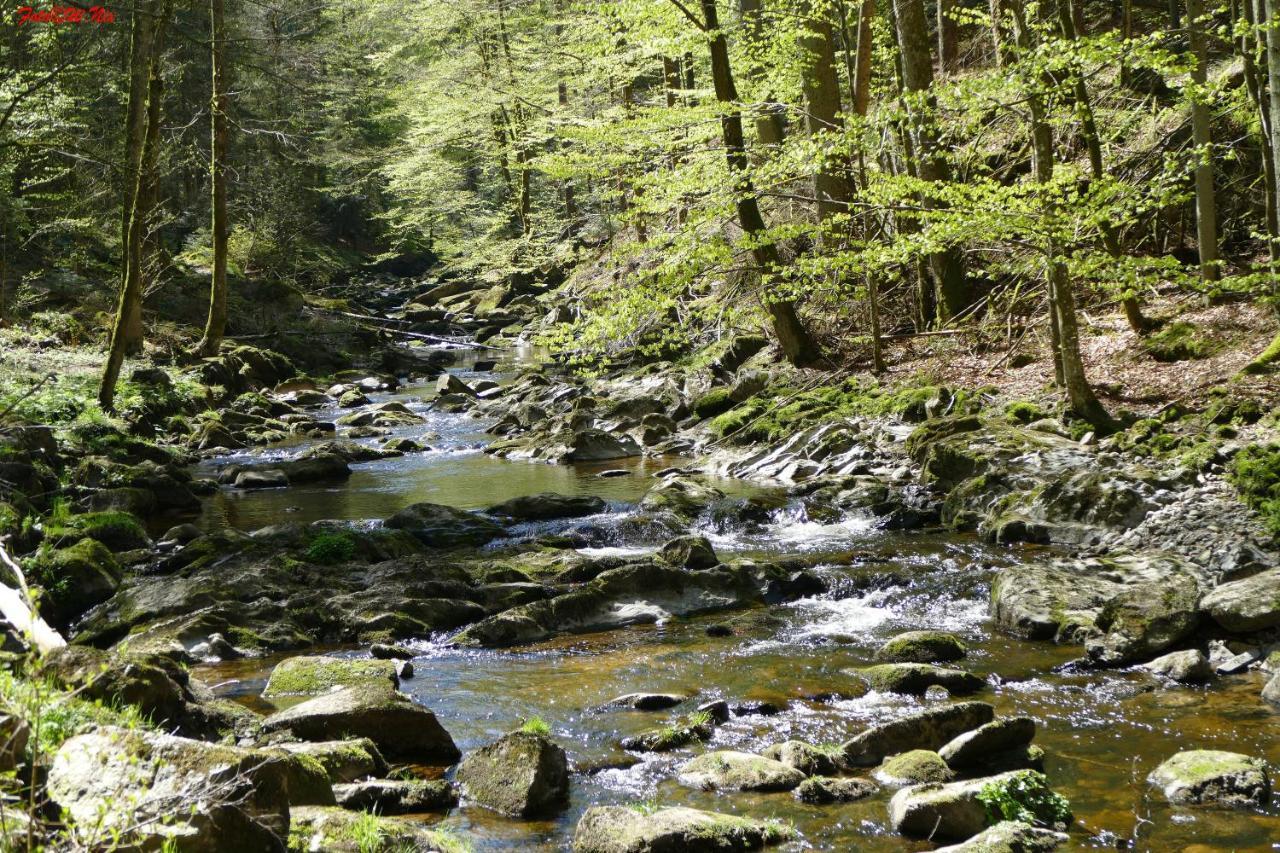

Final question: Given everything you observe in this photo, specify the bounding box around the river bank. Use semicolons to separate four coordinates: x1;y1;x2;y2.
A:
0;270;1277;852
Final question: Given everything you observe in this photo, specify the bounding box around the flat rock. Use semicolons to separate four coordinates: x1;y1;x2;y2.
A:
851;663;985;696
876;630;968;663
291;806;462;852
385;501;504;547
1148;750;1271;807
571;805;790;853
1142;649;1212;684
794;775;878;804
843;702;995;766
1201;568;1280;633
262;683;460;764
263;655;398;698
486;493;608;521
456;731;569;818
600;692;686;711
677;750;806;792
271;738;388;784
333;779;457;814
933;820;1069;852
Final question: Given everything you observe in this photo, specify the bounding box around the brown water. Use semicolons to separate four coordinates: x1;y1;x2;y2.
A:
195;346;1280;852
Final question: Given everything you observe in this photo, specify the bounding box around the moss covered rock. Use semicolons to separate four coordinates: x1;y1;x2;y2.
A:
932;820;1068;852
456;731;569;817
876;631;968;663
761;740;841;776
794;775;878;804
875;749;955;786
677;750;806;792
852;663;985;696
843;702;995;767
47;511;150;551
1200;568;1280;634
263;655;398;698
333;779;457;814
271;738;388;784
571;805;790;853
384;501;504;547
29;538;122;626
1147;750;1271;808
290;806;468;853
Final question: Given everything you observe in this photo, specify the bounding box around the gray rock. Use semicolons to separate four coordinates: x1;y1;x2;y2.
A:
234;468;289;489
939;717;1036;771
794;775;878;804
370;643;414;660
1142;649;1212;684
262;684;460;764
571;805;790;853
658;534;719;570
933;821;1068;852
1201;568;1280;633
263;656;398;698
1148;750;1271;807
160;523;203;545
385;501;504;547
49;727;296;850
875;749;955;786
888;770;1068;842
600;692;686;711
456;731;569;817
436;373;476;397
639;475;725;517
1085;571;1201;666
843;702;995;766
677;750;806;792
567;429;641;462
291;806;461;852
761;740;841;776
486;493;608;521
271;738;388;784
333;779;457;814
1265;671;1280;707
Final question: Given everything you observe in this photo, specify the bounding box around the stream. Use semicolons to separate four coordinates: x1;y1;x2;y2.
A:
194;346;1280;852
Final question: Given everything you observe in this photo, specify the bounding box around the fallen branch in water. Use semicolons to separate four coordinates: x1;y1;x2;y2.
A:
0;537;66;654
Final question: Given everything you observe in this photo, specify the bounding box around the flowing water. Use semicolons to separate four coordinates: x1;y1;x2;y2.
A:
195;346;1280;852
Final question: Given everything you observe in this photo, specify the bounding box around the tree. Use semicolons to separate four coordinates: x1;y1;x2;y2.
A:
1185;0;1220;285
891;0;970;323
799;0;851;222
196;0;230;356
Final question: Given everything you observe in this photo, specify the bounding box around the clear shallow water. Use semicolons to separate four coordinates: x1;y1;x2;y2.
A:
195;346;1280;851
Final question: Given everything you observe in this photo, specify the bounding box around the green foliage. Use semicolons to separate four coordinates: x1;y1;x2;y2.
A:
520;716;551;736
0;669;149;760
1229;444;1280;537
304;532;358;565
1005;401;1049;424
692;389;735;420
976;770;1072;828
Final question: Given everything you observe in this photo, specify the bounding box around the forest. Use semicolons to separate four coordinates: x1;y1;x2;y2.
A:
1;0;1279;850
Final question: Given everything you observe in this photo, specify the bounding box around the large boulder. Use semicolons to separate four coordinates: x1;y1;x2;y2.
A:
1147;750;1271;808
761;740;841;777
851;663;985;696
1084;571;1201;666
939;717;1036;772
1265;671;1280;707
1142;649;1212;684
1200;568;1280;633
332;779;457;815
384;502;504;547
571;806;790;853
658;534;719;570
261;684;460;764
875;749;955;786
677;750;806;792
48;727;296;851
455;731;569;817
270;739;387;784
932;821;1068;852
290;806;462;852
639;475;725;518
888;770;1070;842
567;429;641;462
843;702;995;766
486;493;607;521
29;538;122;627
263;656;398;698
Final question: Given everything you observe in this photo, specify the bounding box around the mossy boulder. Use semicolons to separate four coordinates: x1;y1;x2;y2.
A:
48;727;295;850
876;631;968;663
486;492;608;521
261;684;460;764
290;806;467;853
271;738;388;784
263;655;398;698
852;663;985;696
385;501;505;547
932;820;1068;852
761;740;841;776
333;779;457;814
47;511;150;551
1200;568;1280;634
794;775;878;804
658;534;719;570
572;805;790;853
29;538;122;626
939;717;1037;772
639;475;726;518
888;770;1069;842
693;388;737;419
875;749;955;786
677;750;806;792
455;731;569;817
1084;570;1201;666
1147;750;1271;808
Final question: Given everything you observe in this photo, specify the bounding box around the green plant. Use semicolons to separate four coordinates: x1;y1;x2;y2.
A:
1142;322;1218;363
976;770;1072;828
349;812;384;853
304;532;357;565
1229;443;1280;537
686;710;712;728
520;716;551;737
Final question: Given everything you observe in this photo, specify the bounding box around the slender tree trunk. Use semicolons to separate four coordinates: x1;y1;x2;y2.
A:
117;3;152;356
892;0;969;322
1059;0;1148;333
558;80;578;226
1269;0;1280;243
799;1;850;221
1247;0;1280;261
1168;0;1182;28
1012;0;1110;426
1186;0;1220;285
699;0;821;365
853;0;876;115
101;1;161;410
938;0;959;73
739;0;786;146
197;0;229;356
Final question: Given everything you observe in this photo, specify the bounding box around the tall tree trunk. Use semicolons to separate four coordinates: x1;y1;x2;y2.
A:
1058;0;1148;333
1269;0;1280;247
799;1;850;221
892;0;969;323
558;80;578;226
129;3;172;354
117;2;153;356
699;0;821;365
1186;0;1220;285
852;0;876;115
1245;0;1280;261
1011;0;1110;427
739;0;786;146
197;0;229;356
101;1;162;410
938;0;959;73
